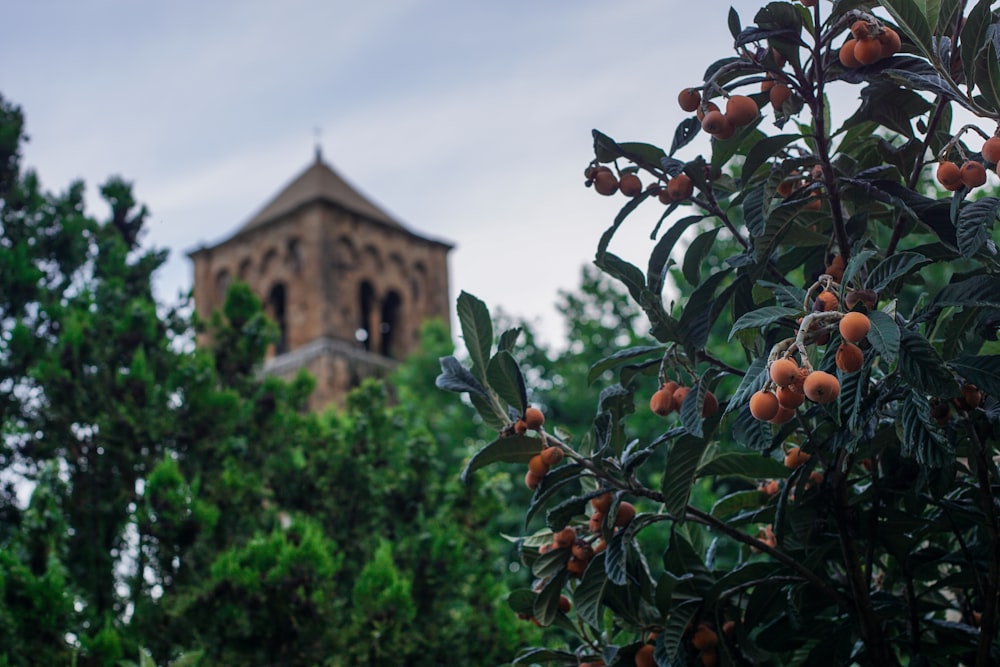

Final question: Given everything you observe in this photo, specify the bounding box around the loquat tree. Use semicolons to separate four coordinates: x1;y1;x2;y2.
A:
438;1;1000;666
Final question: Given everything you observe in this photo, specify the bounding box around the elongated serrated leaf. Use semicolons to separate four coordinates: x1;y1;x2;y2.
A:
985;42;1000;113
497;327;522;353
711;489;770;520
864;251;930;293
678;269;734;350
732;405;773;452
469;392;505;430
512;647;579;665
605;530;629;586
648;215;703;292
525;464;585;527
598;252;646;304
932;275;1000;309
545;493;590;532
727;355;769;415
876;0;934;56
533;568;569;626
697;452;788;479
728;6;742;39
683;227;722;286
867;310;900;364
957;196;999;258
842;249;877;289
507;588;536;616
670;116;702;156
729;306;801;340
574;552;609;628
661;435;708;517
743;133;801;183
435;356;489;398
169;653;205;667
962;0;993;94
949;355;1000;396
486;350;527;414
461;434;541;483
587;345;663;385
757;280;808;310
532;546;571;579
901;389;951;467
898;327;959;397
457;291;493;381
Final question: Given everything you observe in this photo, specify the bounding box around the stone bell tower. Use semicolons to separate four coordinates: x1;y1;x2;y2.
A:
188;149;453;408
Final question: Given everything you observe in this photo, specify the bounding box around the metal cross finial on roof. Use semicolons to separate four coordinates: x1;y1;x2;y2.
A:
314;126;323;162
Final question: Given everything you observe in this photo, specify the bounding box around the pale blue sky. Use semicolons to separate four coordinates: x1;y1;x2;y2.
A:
2;0;805;346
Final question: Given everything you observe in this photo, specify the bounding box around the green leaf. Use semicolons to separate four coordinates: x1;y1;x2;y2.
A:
683;227;722;286
605;529;629;586
648;215;703;293
956;196;999;258
729;306;801;340
532;546;571;579
711;489;769;520
506;589;536;616
435;356;489;399
661;435;708;518
525;464;585;527
949;355;1000;397
984;42;1000;114
140;650;156;667
670;117;703;156
678;269;734;350
876;0;934;56
864;251;930;293
497;327;522;353
841;248;877;289
726;354;769;415
545;493;590;532
457;291;493;382
898;327;959;397
461;434;541;483
932;275;1000;309
961;0;993;94
486;350;527;414
867;310;900;364
742;133;801;183
512;647;579;665
169;653;205;667
587;345;663;385
598;252;646;304
728;7;742;39
574;552;609;628
533;568;569;626
900;389;951;467
697;452;788;479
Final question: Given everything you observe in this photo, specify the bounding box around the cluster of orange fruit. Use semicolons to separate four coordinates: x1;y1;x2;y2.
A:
936;135;1000;191
679;88;760;141
584;163;696;205
931;383;985;425
538;524;601;578
749;310;872;422
649;380;719;418
839;20;901;67
515;407;564;491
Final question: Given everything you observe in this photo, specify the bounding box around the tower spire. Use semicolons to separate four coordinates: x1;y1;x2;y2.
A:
313;126;323;163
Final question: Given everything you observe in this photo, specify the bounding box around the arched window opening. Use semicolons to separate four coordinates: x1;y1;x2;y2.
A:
286;238;302;273
380;290;402;358
215;269;231;305
268;283;288;355
357;281;376;351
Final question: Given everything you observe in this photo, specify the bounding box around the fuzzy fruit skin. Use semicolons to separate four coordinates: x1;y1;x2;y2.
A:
540;446;564;466
784;446;811;469
840;40;862;67
528;454;549;477
614;501;636;527
678;88;701;112
701;110;732;136
851;20;872;41
591;492;613;515
635;645;656;667
554;526;576;548
878;27;901;57
619;173;642;197
854;37;883;65
749;390;780;421
845;289;878;311
983;136;1000;164
524;407;545;429
593;171;619;196
839;312;871;343
961;161;988;188
649;387;675;416
836;342;864;373
667;174;694;201
770;358;799;387
776;386;805;410
804;370;840;403
769;84;792;110
691;625;719;650
525;470;543;490
696;101;719;121
770;406;797;424
672;386;691;408
725;95;758;127
701;391;719;417
937;161;962;187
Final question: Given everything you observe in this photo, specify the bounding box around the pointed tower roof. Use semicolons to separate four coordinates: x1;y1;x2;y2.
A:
240;148;402;232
